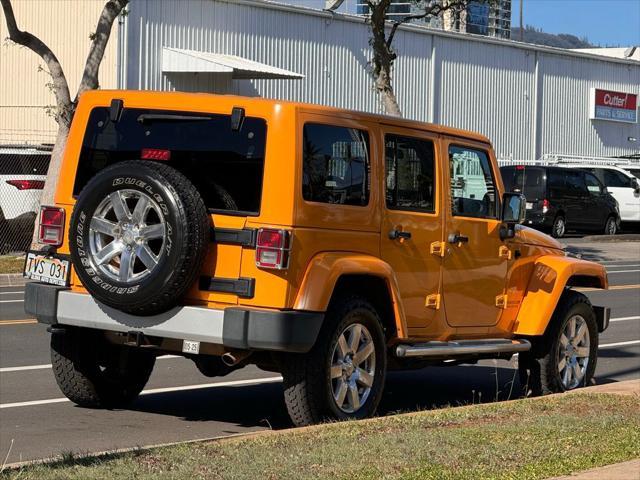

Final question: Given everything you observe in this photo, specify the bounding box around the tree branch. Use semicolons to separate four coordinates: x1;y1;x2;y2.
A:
76;0;128;99
386;1;468;48
1;0;73;125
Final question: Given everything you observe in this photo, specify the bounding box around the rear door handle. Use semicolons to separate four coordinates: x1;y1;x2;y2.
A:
448;233;469;244
389;230;412;240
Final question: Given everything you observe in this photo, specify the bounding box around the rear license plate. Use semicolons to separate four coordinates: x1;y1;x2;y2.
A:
23;252;70;287
526;202;533;210
182;340;200;354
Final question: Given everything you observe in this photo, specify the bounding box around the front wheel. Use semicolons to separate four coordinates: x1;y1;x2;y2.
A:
281;297;387;426
519;290;598;396
551;215;566;238
604;216;618;235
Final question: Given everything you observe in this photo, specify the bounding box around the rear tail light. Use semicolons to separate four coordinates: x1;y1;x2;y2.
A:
516;165;525;170
38;206;65;246
6;179;45;190
256;228;291;269
542;199;549;214
141;148;171;161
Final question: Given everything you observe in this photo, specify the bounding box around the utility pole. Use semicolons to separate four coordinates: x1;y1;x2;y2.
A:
519;0;523;42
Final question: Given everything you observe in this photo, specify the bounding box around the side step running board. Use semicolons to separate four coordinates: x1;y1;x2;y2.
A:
395;339;531;358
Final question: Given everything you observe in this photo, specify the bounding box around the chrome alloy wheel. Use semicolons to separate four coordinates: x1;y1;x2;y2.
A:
330;323;376;414
88;189;167;283
554;217;566;238
558;314;590;389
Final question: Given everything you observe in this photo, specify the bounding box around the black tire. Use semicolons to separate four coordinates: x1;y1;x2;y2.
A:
280;297;387;427
51;328;155;408
551;215;566;238
604;215;617;235
519;290;598;396
69;160;209;315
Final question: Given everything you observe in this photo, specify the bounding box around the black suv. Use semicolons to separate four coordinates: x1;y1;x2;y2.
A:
501;165;620;238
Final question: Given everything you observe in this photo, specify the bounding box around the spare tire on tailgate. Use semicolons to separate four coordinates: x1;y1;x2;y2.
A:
69;160;209;316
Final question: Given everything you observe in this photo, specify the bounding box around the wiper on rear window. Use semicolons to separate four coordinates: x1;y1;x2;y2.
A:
137;114;211;124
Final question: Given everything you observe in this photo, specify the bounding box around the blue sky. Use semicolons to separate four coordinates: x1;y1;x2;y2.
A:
511;0;640;46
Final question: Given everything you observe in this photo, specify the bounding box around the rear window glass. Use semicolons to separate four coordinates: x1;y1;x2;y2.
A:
0;154;50;175
501;167;545;200
302;123;370;206
76;107;267;215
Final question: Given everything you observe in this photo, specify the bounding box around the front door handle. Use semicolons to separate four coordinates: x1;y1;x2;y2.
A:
389;230;412;240
448;233;469;244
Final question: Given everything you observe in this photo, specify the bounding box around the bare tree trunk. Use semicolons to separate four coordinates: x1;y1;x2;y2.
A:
1;0;127;248
368;0;402;117
39;124;70;210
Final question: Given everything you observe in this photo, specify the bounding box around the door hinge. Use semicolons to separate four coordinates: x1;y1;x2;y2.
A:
425;293;441;309
498;245;512;260
495;294;508;309
430;241;446;257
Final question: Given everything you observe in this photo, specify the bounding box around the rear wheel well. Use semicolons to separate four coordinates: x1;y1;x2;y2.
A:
329;275;396;340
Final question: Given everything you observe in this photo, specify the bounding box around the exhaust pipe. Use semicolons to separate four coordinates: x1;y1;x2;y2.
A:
221;350;252;367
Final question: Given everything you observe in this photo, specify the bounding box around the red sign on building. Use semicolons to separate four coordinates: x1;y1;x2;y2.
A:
590;88;638;123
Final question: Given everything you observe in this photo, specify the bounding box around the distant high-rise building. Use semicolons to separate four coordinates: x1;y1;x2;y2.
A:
356;0;511;39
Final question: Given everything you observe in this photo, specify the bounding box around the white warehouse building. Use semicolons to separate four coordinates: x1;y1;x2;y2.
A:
3;0;639;160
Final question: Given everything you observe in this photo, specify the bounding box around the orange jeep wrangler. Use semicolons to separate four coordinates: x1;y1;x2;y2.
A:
24;91;609;426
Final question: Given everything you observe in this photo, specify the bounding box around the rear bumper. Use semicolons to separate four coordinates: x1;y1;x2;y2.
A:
24;282;324;353
523;210;553;228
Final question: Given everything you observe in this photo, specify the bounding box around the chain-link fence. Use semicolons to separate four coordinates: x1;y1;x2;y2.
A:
0;145;52;254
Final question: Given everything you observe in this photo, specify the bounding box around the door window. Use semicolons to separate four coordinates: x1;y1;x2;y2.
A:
448;146;497;218
385;135;435;213
585;172;603;196
602;169;632;188
302;123;370;206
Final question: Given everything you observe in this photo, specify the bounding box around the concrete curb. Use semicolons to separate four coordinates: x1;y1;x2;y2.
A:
0;273;26;287
567;234;640;243
546;459;640;480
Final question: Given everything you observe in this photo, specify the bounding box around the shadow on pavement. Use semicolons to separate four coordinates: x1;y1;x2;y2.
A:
128;364;526;429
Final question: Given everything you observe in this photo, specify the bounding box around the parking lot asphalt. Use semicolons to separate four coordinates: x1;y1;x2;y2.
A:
0;242;638;464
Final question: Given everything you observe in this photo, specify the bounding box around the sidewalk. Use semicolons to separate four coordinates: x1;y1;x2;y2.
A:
547;379;640;480
548;459;640;480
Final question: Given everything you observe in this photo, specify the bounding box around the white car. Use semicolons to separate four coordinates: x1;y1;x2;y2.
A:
564;164;640;224
0;146;51;252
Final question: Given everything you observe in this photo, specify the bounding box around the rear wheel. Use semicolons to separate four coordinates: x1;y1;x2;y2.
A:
551;215;566;238
604;216;617;235
281;297;387;426
519;290;598;396
51;328;155;408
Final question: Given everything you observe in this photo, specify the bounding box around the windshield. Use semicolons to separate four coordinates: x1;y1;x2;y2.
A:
501;167;545;201
626;168;640;179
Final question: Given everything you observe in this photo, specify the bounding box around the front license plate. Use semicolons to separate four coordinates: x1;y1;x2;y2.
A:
23;252;70;287
182;340;200;354
526;202;533;210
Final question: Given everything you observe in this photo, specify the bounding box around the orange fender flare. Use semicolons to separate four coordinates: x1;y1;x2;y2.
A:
513;255;607;336
293;253;408;338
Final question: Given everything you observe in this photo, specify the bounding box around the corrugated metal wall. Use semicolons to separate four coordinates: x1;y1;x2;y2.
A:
0;0;118;144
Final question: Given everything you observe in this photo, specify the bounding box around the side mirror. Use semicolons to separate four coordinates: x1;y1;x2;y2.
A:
501;192;526;224
632;178;640;194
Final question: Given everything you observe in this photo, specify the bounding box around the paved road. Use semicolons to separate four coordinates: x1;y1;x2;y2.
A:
0;247;638;464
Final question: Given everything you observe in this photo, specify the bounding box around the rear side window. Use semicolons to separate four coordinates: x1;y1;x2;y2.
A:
565;170;587;194
76;107;267;215
385;134;435;212
501;167;545;200
302;123;370;206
